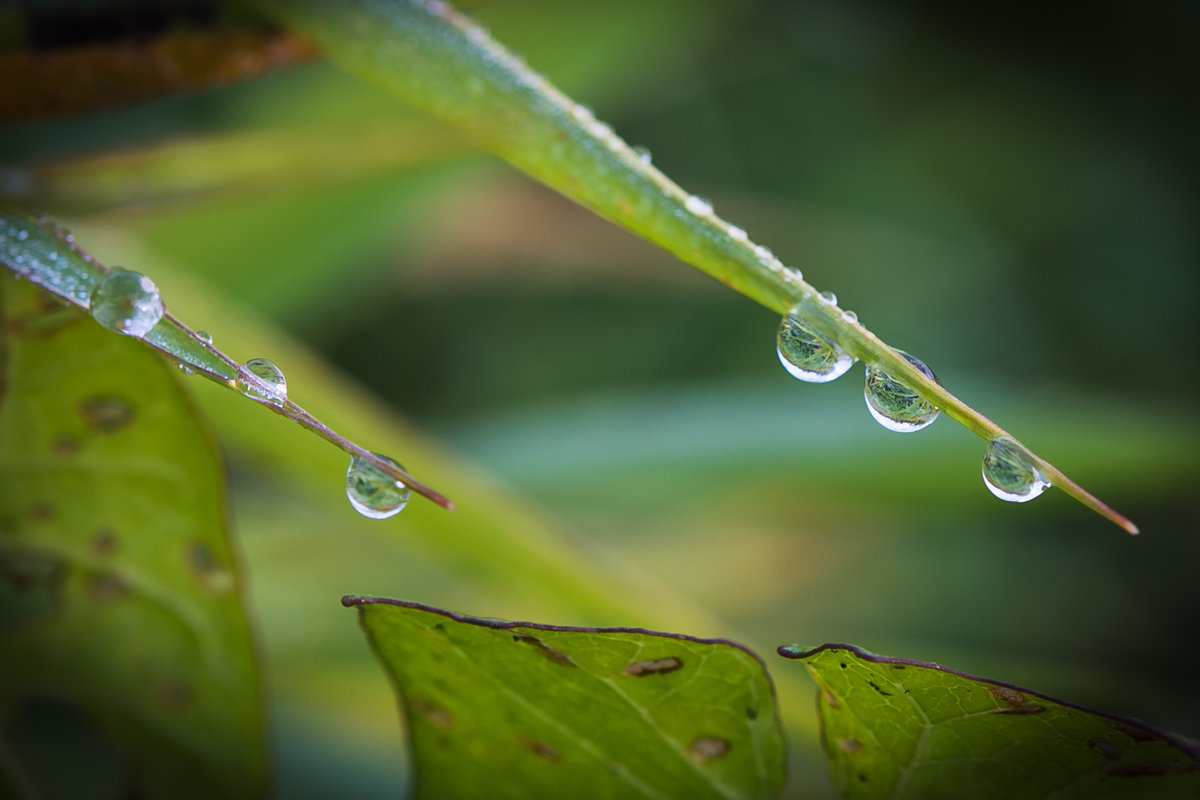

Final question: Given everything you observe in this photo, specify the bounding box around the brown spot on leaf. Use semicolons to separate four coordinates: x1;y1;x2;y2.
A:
514;734;561;762
80;394;136;432
989;685;1026;707
512;633;575;666
689;736;730;763
0;548;66;629
51;434;80;458
1108;720;1164;744
88;571;126;601
186;541;233;595
622;657;682;677
28;502;55;524
411;698;454;730
152;680;192;710
995;703;1046;716
822;689;841;709
92;528;119;557
1088;736;1124;760
838;737;863;754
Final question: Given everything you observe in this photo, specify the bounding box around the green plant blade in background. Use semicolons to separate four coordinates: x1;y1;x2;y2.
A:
780;644;1200;799
258;0;1136;532
0;275;266;799
345;597;786;800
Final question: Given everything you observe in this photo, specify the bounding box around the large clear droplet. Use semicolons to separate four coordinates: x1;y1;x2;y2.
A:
237;358;287;403
982;437;1049;502
346;453;411;519
864;352;941;432
777;305;854;383
89;270;164;337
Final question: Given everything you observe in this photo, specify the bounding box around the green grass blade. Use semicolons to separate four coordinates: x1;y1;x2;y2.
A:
260;0;1136;533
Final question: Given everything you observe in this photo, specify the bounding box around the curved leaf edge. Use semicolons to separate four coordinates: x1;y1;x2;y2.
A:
777;642;1200;762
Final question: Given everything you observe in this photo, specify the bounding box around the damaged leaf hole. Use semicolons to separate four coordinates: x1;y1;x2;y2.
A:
688;736;730;763
186;541;234;595
1087;736;1124;760
514;734;561;763
621;656;682;677
79;394;136;433
411;698;454;730
511;633;575;667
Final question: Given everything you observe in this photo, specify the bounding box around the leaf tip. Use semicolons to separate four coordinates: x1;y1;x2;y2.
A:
341;595;366;608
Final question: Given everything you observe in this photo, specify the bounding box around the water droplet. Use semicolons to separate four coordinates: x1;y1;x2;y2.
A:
754;245;773;263
685;195;713;216
842;309;858;324
777;306;854;383
785;266;803;281
633;145;652;165
346;453;411;519
819;290;837;305
16;229;28;241
88;270;164;338
196;330;212;344
728;225;747;241
177;363;194;375
237;358;287;403
982;436;1049;502
864;352;941;432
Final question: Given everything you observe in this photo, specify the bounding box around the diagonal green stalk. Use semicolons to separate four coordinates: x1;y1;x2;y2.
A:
0;208;454;511
259;0;1135;533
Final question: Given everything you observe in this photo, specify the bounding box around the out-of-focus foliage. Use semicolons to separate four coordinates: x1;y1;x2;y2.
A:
1;1;1197;798
0;275;265;799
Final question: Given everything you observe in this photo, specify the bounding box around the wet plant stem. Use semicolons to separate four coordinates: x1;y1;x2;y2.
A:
0;208;453;511
261;0;1135;533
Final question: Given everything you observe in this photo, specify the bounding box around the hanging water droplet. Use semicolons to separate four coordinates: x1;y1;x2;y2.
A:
685;195;713;216
777;305;854;383
728;225;748;241
819;290;837;305
633;145;652;165
177;363;194;375
196;330;212;344
89;269;164;338
982;437;1049;502
346;453;411;519
863;352;941;432
237;358;287;403
842;309;858;324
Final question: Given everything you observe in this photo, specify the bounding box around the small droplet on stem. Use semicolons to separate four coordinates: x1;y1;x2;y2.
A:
777;305;854;383
346;453;411;519
982;436;1050;502
864;352;941;432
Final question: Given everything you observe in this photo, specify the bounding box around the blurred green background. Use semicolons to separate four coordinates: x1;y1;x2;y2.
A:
3;0;1198;797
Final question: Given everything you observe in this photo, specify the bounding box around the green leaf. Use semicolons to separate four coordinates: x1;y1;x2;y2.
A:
0;275;266;799
345;596;785;800
780;643;1200;799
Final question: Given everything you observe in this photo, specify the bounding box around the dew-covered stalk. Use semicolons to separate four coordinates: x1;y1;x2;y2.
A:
259;0;1136;533
0;208;454;512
